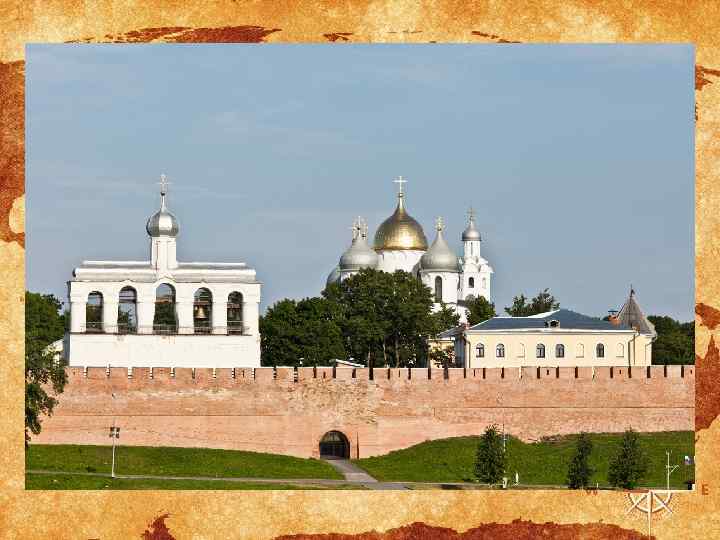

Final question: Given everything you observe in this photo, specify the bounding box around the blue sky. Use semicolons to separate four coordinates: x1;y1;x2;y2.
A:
25;44;694;320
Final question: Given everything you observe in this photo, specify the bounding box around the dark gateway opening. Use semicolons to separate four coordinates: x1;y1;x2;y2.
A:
319;430;349;459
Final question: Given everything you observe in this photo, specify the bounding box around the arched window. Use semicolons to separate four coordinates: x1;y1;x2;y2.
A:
469;277;475;288
227;292;244;334
596;343;605;358
536;343;546;358
476;343;485;358
518;343;525;358
482;278;487;288
86;291;103;333
434;276;443;302
496;343;505;358
555;344;565;358
193;288;212;334
118;286;137;334
616;343;624;357
576;343;585;358
153;283;177;334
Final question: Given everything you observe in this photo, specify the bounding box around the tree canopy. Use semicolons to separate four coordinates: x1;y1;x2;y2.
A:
259;297;345;366
464;295;497;326
474;424;506;485
567;432;594;489
25;292;68;445
608;429;648;489
505;288;560;317
260;269;459;368
648;315;695;365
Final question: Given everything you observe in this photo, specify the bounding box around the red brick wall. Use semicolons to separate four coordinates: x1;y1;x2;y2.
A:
34;366;695;458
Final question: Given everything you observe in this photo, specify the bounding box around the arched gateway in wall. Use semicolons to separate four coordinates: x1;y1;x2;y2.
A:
319;430;350;459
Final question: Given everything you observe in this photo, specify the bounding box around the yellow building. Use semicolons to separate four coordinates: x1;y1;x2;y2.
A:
450;289;656;368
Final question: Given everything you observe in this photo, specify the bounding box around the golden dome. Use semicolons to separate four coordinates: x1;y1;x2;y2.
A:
374;194;428;251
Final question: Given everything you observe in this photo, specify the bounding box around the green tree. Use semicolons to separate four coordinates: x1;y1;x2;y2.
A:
474;424;506;485
260;297;346;366
648;315;695;365
324;269;442;368
429;344;455;369
505;288;559;316
567;432;594;489
25;292;68;445
608;429;648;489
464;295;496;326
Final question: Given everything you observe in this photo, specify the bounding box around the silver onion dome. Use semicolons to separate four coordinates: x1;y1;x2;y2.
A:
146;175;179;237
421;217;460;272
339;218;379;271
146;208;179;237
326;266;341;286
462;208;481;241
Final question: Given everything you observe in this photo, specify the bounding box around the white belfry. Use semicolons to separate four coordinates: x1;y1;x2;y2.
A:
326;177;494;322
65;175;262;368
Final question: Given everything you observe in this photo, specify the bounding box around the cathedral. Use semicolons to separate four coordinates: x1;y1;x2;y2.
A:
326;177;494;322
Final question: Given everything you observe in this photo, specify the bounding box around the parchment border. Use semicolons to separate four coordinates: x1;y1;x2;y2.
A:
1;3;718;538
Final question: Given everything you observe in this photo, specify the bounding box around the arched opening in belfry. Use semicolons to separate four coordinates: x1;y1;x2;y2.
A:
193;287;213;334
153;283;177;334
319;430;350;459
86;291;103;333
227;291;244;334
118;286;137;334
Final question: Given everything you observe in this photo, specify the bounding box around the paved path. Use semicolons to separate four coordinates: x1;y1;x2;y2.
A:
32;469;577;490
322;459;377;483
320;459;406;490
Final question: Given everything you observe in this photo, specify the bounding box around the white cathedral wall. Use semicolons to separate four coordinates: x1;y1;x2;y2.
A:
66;333;261;368
375;250;425;273
458;269;491;303
421;271;460;305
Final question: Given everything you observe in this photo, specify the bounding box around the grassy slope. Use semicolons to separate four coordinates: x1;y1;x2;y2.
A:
26;445;342;480
25;473;362;490
354;432;695;488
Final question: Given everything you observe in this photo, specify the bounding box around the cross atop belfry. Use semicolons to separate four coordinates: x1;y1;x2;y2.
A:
158;173;170;196
435;216;444;232
393;175;407;197
467;206;476;223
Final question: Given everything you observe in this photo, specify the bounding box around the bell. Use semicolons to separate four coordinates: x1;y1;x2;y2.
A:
195;305;208;319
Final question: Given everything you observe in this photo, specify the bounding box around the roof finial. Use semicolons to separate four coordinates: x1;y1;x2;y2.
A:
435;216;444;232
467;206;476;224
393;175;407;198
158;174;171;210
350;217;361;240
630;284;635;297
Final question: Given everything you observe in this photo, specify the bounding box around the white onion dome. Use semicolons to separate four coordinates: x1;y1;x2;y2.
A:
421;218;460;272
462;211;481;241
146;177;179;237
340;219;379;271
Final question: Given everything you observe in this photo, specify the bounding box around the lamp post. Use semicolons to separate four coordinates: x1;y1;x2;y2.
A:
666;451;678;491
109;423;120;478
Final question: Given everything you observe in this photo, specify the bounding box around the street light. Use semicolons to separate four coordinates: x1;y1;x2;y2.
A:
109;424;120;478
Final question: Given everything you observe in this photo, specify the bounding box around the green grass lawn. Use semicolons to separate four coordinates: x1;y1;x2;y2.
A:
26;444;342;480
353;431;695;489
25;473;362;490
